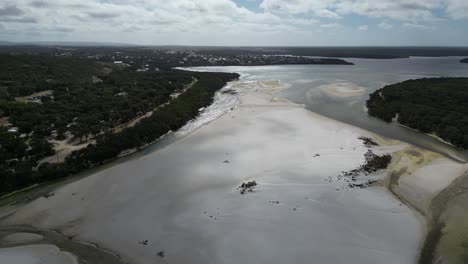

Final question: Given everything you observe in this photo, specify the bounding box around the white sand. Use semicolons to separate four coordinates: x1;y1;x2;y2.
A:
0;245;77;264
318;82;366;98
2;80;423;264
390;146;468;213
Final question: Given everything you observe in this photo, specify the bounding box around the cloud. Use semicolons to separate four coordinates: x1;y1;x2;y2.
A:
320;23;341;28
445;0;468;19
334;1;443;22
0;0;467;45
260;0;341;19
0;4;36;23
0;5;23;16
378;21;393;29
358;25;368;31
0;17;37;23
87;12;121;19
259;0;468;22
403;23;435;30
315;9;342;19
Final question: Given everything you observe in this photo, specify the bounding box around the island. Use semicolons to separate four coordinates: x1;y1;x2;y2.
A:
366;78;468;149
461;58;468;63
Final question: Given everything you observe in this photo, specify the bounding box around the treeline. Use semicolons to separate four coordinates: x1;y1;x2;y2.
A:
0;71;238;196
196;47;468;59
0;54;195;140
0;54;100;99
367;78;468;149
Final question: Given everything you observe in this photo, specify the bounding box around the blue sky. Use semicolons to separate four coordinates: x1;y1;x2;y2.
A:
1;0;468;46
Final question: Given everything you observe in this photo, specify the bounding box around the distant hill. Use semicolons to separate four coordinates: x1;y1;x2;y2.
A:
193;47;468;59
1;43;468;58
0;41;17;46
461;58;468;63
0;41;138;47
29;41;139;47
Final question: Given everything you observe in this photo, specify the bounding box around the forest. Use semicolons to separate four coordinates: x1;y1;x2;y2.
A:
366;78;468;149
0;53;238;195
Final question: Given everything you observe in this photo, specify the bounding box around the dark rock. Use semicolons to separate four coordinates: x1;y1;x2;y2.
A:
139;240;149;246
43;193;55;199
238;180;257;194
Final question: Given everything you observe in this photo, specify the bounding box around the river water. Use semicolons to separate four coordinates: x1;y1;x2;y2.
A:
188;57;468;162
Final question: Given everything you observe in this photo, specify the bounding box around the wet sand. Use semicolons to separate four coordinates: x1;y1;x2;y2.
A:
0;79;423;264
386;145;468;264
0;244;77;264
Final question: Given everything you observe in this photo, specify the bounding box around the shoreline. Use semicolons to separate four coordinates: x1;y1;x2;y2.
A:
385;142;468;264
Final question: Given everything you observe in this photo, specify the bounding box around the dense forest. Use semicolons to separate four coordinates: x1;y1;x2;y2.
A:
461;58;468;63
0;53;238;196
366;78;468;149
0;54;195;139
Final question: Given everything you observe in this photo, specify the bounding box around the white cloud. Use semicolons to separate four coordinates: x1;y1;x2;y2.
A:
320;23;341;28
315;9;342;19
445;0;468;19
334;0;443;22
403;23;436;30
0;0;467;45
259;0;468;22
358;25;368;31
2;0;316;37
378;21;393;29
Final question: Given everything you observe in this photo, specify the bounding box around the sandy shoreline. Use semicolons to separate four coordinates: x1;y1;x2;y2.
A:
0;78;427;264
0;244;77;264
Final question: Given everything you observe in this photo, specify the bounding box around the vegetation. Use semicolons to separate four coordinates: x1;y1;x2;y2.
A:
0;54;194;139
0;53;238;196
367;78;468;149
64;71;238;171
461;58;468;63
238;181;258;194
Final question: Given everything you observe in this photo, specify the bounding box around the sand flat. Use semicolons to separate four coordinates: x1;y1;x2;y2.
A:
0;244;77;264
318;82;366;98
1;80;423;264
1;233;43;244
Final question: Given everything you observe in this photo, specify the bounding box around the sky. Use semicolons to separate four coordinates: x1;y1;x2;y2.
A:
1;0;468;46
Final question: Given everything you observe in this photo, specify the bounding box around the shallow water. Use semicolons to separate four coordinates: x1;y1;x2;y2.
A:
187;57;468;162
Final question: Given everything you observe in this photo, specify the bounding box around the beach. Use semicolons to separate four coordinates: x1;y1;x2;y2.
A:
0;78;426;264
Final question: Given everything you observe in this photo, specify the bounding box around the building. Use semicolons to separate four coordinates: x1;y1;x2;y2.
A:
8;127;19;133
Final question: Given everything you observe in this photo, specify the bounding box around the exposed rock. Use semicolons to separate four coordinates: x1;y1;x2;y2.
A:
358;136;379;148
238;180;257;194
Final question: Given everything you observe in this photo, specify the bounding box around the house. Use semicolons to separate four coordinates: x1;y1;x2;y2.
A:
8;127;19;133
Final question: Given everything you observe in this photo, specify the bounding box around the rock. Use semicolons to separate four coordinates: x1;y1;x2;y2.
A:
43;193;55;199
358;136;379;148
139;240;149;245
238;180;257;194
